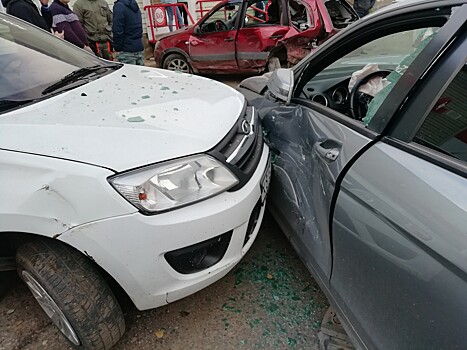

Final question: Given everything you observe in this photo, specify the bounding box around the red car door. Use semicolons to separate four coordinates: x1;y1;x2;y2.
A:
236;0;290;71
189;2;241;73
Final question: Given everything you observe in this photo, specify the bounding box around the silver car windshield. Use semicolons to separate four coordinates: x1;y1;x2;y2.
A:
0;14;113;103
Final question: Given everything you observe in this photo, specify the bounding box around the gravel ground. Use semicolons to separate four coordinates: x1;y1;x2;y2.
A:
0;212;329;350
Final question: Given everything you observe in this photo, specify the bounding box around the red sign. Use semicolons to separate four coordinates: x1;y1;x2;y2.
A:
154;6;167;27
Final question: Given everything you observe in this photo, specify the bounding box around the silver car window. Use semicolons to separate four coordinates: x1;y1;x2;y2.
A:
414;64;467;163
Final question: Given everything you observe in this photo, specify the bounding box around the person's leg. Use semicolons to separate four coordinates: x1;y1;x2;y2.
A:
175;6;184;28
88;40;99;56
165;6;174;31
135;51;145;66
117;52;145;65
100;42;112;60
116;52;136;64
178;2;188;25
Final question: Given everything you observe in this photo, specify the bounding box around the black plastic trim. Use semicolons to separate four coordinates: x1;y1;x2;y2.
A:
207;105;265;191
165;230;233;274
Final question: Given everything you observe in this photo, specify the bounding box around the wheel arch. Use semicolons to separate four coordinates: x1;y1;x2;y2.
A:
268;45;288;64
161;48;198;73
0;231;133;307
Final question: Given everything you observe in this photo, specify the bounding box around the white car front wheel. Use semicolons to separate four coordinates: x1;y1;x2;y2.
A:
16;240;125;349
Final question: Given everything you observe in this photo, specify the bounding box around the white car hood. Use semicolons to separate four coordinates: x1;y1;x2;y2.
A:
0;65;245;172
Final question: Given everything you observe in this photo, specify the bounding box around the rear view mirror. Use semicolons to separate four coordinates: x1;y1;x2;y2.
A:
225;4;236;10
267;68;294;104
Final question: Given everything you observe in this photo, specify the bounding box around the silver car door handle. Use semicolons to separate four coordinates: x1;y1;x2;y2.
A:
314;141;340;162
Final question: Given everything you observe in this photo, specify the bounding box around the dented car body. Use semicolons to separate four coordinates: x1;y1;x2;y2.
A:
0;13;270;349
241;1;467;349
154;0;358;74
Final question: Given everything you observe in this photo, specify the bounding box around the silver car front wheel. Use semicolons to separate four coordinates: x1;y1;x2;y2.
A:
163;53;192;73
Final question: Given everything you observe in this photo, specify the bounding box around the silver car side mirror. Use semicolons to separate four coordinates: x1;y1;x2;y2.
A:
267;68;294;104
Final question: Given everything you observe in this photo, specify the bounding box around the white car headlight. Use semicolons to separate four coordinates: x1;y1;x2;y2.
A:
110;155;238;213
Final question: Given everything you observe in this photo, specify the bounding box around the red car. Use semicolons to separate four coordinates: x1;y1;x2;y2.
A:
154;0;358;74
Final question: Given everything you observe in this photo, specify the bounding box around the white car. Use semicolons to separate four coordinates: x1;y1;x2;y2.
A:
0;13;270;349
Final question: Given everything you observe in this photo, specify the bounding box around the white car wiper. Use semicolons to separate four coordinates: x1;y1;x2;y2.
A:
41;64;121;95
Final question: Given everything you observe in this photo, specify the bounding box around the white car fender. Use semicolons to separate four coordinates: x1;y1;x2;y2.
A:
0;149;136;238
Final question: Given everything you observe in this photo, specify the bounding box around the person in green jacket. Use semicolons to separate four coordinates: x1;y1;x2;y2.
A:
73;0;113;59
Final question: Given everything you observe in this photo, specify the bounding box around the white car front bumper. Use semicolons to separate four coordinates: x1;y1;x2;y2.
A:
59;145;270;310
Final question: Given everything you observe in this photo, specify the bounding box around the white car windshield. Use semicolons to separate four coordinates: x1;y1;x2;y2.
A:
0;14;118;109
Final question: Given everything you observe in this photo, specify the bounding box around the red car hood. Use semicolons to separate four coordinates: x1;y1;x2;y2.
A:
156;25;195;41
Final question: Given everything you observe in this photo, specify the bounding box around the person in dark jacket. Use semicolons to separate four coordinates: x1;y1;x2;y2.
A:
112;0;144;65
39;0;52;29
49;0;93;52
2;0;50;31
353;0;376;17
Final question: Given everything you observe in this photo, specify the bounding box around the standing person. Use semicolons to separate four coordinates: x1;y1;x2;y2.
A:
352;0;376;17
161;0;183;32
39;0;53;29
73;0;113;59
177;0;188;26
49;0;93;52
112;0;144;65
254;1;265;20
2;0;50;31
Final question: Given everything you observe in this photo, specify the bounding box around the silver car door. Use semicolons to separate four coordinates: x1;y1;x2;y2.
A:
262;9;459;290
262;102;374;286
331;31;467;349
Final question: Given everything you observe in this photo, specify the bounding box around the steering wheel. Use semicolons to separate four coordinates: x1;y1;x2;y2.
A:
349;70;392;121
214;19;228;31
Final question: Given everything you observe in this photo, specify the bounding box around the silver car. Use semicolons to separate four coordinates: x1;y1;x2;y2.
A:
240;0;467;348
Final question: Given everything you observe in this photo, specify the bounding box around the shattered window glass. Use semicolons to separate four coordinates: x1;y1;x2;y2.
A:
362;28;437;125
299;27;438;123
